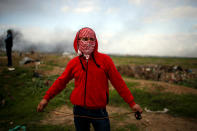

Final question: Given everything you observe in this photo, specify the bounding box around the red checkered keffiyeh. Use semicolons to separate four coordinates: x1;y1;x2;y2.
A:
78;28;96;59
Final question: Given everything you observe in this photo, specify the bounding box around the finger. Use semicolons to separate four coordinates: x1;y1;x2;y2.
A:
140;107;143;113
40;105;44;112
37;104;43;112
132;107;137;112
139;109;143;114
37;105;41;112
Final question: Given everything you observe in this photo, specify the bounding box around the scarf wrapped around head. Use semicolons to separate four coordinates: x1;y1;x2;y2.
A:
77;28;96;59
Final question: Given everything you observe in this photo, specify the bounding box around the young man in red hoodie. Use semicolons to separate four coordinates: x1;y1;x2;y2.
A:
37;27;142;131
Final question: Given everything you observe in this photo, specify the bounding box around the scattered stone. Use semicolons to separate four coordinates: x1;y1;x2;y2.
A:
35;61;40;70
10;121;13;125
117;64;197;84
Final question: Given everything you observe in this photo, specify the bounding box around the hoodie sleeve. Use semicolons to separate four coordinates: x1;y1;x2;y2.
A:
106;56;136;108
43;59;75;101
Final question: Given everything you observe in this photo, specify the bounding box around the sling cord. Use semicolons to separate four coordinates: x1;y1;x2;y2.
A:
9;111;141;130
51;110;142;120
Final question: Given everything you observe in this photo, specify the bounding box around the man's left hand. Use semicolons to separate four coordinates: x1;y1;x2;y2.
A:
131;104;143;113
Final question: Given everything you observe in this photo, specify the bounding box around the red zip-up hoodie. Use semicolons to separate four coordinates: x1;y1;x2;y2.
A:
44;29;136;108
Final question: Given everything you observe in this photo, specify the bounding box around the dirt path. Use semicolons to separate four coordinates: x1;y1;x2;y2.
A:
40;105;197;131
40;105;73;126
124;78;197;95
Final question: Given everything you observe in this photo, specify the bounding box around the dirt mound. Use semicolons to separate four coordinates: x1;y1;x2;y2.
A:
40;105;197;131
117;64;196;84
124;78;197;95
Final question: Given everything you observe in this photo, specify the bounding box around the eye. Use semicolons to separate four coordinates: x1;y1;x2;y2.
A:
82;37;88;41
90;38;95;41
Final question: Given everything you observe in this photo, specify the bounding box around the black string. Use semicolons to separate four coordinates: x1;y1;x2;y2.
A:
79;56;85;71
92;54;100;68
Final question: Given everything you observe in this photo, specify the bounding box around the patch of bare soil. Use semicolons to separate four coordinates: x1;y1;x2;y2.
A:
40;105;197;131
41;66;65;76
40;105;73;125
124;78;197;95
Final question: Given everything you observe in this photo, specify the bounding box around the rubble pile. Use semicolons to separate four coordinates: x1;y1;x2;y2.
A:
117;64;196;83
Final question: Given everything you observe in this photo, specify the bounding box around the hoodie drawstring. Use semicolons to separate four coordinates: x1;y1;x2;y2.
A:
92;54;100;68
79;56;85;71
79;54;100;71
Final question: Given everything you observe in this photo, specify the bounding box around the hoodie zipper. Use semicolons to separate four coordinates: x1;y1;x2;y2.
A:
84;59;88;107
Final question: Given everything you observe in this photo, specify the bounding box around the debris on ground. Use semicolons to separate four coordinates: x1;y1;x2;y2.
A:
19;57;35;65
117;64;197;84
8;67;15;71
35;61;40;70
144;107;169;113
9;125;26;131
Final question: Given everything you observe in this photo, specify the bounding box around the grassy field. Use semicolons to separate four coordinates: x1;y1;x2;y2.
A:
111;55;197;69
0;51;197;131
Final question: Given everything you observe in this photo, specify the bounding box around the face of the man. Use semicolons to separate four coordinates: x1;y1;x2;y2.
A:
78;28;96;57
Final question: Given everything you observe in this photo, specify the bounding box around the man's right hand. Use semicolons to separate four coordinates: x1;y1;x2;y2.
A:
37;99;48;112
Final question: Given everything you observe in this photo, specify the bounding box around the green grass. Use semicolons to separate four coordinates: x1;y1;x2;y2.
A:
1;66;196;131
0;65;140;130
111;55;197;69
39;65;54;71
133;89;197;117
178;77;197;89
109;81;197;118
42;54;69;68
0;66;74;131
1;52;197;130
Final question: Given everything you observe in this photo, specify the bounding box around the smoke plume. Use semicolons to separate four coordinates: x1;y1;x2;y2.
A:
0;28;74;53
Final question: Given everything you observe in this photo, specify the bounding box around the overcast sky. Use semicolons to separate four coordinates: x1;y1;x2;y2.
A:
0;0;197;57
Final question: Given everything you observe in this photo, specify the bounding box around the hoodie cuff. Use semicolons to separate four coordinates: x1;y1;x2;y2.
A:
129;101;136;108
43;95;51;101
